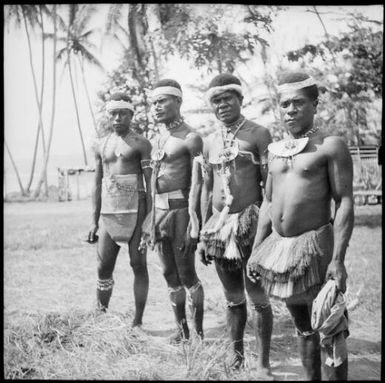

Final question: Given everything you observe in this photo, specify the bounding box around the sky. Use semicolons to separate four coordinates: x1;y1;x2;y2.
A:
3;4;383;193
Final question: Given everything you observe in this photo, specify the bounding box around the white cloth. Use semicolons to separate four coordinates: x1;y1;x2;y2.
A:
311;280;349;367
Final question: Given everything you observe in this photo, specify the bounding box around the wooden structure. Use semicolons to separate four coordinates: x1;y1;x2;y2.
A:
349;146;382;205
57;167;95;201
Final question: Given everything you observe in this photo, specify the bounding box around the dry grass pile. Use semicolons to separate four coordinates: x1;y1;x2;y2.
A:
4;309;277;380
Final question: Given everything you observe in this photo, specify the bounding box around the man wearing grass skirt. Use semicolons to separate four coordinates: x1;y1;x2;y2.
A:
247;71;354;380
88;92;152;327
141;79;205;343
196;73;273;376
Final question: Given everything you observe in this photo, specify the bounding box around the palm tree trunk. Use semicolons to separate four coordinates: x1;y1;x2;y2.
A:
26;6;47;193
68;54;88;166
34;5;58;198
77;55;98;134
5;140;27;196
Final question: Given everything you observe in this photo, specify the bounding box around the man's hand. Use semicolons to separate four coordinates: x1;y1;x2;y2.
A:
87;224;99;244
325;259;348;293
246;265;260;284
180;236;199;257
196;242;212;266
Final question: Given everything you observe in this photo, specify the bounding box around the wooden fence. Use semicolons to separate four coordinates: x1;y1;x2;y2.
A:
349;146;382;205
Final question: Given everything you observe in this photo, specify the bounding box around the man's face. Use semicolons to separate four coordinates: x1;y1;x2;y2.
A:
108;108;133;134
279;89;317;137
151;94;181;124
210;91;242;125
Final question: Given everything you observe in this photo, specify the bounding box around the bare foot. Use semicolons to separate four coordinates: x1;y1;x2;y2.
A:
168;328;189;345
255;366;275;381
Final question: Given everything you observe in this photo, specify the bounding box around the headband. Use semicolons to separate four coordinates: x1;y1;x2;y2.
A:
206;84;243;102
277;77;316;93
106;100;134;112
150;86;183;100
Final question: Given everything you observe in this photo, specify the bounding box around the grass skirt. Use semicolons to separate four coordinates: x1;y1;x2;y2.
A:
199;204;259;269
248;223;333;300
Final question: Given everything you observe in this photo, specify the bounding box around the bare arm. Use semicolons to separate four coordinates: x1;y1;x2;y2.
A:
325;137;354;292
252;172;273;252
256;127;272;188
88;150;103;242
200;137;213;225
140;138;153;216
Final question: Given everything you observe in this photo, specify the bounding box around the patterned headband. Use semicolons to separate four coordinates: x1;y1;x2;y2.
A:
206;84;243;102
277;77;316;93
150;86;183;100
106;100;134;112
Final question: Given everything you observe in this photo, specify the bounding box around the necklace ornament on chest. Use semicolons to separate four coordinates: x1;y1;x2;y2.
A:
268;126;319;166
151;117;184;163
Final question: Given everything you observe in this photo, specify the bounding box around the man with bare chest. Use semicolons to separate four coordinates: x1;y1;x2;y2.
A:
88;92;152;327
197;73;273;376
247;72;354;380
141;79;205;343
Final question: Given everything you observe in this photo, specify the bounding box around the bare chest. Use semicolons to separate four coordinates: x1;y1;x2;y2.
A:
269;151;327;178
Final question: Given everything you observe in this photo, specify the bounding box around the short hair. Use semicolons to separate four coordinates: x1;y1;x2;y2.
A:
110;92;132;103
153;79;182;91
277;71;319;101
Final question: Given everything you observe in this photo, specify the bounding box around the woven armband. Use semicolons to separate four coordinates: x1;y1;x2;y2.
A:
141;159;152;170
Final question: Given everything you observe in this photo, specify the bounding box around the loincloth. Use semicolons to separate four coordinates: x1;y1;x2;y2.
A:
199;204;259;269
248;223;333;301
100;174;144;246
142;189;189;244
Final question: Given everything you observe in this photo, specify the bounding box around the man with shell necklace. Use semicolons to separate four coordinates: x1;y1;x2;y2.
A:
88;92;152;327
197;73;273;376
141;79;205;343
247;71;354;380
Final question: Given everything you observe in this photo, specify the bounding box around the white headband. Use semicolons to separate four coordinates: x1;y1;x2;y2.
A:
206;84;243;102
106;100;134;112
277;77;316;93
150;86;183;100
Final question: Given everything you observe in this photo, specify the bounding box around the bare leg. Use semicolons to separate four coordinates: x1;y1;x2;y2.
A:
158;240;189;343
128;196;149;327
171;209;204;339
215;260;246;369
286;301;321;381
96;227;120;311
321;348;348;380
244;245;273;378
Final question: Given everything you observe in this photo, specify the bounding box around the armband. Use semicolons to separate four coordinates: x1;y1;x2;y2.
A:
140;159;152;170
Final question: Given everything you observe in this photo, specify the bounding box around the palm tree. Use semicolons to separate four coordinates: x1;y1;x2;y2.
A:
53;4;104;165
33;4;58;198
4;4;49;195
5;140;26;196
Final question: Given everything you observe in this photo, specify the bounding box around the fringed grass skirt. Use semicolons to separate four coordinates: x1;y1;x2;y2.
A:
199;204;259;269
248;223;333;300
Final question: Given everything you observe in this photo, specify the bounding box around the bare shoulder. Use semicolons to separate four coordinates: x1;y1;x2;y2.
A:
127;132;152;154
322;135;350;156
244;120;271;139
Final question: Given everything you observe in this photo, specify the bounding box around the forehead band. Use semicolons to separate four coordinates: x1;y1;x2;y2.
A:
277;77;316;93
106;100;134;112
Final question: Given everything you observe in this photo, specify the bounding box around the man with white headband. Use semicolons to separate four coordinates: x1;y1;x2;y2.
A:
88;92;152;327
141;79;205;343
247;71;354;380
197;73;273;375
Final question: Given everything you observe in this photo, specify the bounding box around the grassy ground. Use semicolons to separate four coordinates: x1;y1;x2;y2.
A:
3;200;382;380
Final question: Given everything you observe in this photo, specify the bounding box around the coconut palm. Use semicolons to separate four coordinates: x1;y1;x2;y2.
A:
4;4;50;195
33;4;58;198
53;4;104;166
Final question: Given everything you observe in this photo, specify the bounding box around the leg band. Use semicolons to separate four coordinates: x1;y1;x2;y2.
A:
97;278;114;291
296;329;316;337
253;302;271;311
226;297;247;308
187;280;202;297
168;285;185;295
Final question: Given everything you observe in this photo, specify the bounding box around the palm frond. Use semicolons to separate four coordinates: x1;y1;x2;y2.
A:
105;4;124;34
